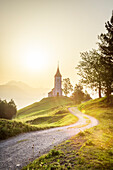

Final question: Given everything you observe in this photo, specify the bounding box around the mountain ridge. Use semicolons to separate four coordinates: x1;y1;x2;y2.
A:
0;80;49;109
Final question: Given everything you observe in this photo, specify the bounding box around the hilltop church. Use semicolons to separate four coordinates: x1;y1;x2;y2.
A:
48;65;62;97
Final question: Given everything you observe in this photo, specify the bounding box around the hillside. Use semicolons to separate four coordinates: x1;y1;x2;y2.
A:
0;96;78;140
22;96;113;170
17;96;73;117
16;96;77;128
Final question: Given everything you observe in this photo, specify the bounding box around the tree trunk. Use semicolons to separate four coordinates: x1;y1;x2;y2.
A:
99;88;102;98
99;82;102;98
106;85;111;103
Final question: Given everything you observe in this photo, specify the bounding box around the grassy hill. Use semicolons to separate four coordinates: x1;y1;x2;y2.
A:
16;96;77;129
22;96;113;170
0;96;78;140
17;96;73;118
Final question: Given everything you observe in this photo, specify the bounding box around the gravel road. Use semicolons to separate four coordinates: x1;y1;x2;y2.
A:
0;107;98;170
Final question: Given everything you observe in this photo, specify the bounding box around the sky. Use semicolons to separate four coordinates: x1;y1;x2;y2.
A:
0;0;113;90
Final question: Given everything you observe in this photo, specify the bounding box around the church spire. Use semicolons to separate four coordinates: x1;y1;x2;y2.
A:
55;62;62;77
57;61;59;69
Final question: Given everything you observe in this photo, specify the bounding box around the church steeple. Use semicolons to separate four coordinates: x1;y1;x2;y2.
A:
48;63;62;97
55;62;62;77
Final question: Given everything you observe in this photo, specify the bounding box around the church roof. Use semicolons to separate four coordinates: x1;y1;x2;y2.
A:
55;65;62;77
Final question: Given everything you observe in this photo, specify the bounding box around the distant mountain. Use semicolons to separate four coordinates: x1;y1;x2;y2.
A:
6;80;32;90
0;81;49;109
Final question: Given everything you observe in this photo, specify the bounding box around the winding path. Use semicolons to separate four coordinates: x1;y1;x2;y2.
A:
0;107;98;170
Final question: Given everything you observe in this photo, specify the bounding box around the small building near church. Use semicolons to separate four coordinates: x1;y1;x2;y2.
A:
48;65;62;97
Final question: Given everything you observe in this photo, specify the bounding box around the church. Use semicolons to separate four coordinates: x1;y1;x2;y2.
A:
48;65;62;97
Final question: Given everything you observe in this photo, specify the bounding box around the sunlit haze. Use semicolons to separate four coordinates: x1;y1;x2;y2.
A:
0;0;113;90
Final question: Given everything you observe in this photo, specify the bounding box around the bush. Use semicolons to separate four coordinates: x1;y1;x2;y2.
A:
0;99;17;119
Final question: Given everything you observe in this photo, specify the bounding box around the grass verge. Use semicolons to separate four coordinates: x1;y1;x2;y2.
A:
0;97;78;140
0;119;39;140
22;96;113;169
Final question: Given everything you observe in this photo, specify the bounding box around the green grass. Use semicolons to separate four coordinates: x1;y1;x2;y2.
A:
17;96;73;117
22;96;113;170
17;96;73;118
24;108;78;129
15;96;77;128
0;96;78;140
0;119;39;140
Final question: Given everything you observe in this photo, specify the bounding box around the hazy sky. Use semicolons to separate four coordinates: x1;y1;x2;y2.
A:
0;0;113;89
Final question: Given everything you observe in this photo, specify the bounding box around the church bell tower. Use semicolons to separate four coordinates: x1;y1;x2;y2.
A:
48;63;62;97
54;64;62;96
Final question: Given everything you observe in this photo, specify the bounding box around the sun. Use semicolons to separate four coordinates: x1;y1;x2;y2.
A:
23;46;48;71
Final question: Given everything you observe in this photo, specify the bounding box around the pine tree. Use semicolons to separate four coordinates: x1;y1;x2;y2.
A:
98;11;113;56
98;11;113;101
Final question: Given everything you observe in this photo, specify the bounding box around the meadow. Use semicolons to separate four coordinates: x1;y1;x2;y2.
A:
16;96;78;128
22;96;113;169
0;96;78;140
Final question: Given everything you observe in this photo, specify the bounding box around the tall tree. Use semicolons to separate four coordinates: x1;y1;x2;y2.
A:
76;49;104;98
98;11;113;101
63;78;73;96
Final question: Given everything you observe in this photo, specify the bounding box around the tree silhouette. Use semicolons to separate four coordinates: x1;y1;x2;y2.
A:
98;11;113;101
76;12;113;102
76;49;105;98
63;78;73;96
71;84;91;104
0;99;17;119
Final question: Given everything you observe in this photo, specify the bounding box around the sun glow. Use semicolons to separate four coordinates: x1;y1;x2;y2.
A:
22;46;48;72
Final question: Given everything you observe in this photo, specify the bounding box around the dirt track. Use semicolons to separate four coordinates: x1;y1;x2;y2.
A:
0;107;98;170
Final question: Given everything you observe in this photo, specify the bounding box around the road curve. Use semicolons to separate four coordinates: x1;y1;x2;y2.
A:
0;107;98;170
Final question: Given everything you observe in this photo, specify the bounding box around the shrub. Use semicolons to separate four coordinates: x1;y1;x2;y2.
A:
0;99;17;119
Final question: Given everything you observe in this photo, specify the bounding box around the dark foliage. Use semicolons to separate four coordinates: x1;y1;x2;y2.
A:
76;50;105;98
76;12;113;102
71;84;91;104
98;12;113;101
0;99;17;119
